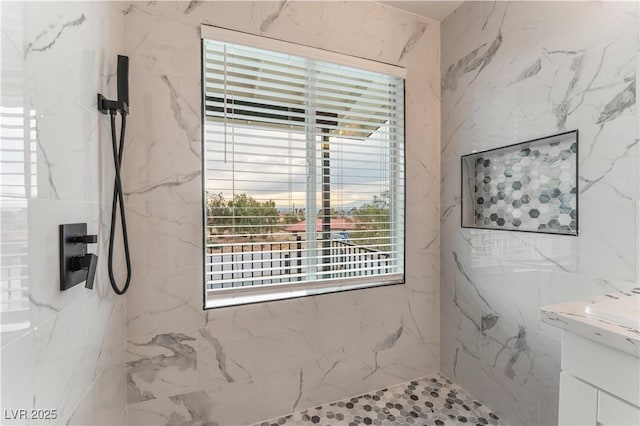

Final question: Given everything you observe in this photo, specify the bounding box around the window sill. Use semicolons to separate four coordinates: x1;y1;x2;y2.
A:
204;274;404;309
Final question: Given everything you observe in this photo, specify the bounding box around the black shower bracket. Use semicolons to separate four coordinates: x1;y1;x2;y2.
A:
97;93;128;115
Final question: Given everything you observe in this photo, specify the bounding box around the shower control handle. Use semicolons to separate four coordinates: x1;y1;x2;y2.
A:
71;254;98;290
71;234;97;244
59;223;99;291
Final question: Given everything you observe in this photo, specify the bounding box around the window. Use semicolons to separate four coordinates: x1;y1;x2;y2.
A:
201;26;405;308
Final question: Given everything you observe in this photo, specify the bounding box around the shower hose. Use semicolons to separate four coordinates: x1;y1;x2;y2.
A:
108;111;132;295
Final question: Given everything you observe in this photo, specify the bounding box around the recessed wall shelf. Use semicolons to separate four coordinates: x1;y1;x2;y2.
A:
461;130;578;236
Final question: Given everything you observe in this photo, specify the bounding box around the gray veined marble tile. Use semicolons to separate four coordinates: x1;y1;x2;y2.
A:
183;1;202;15
596;81;636;125
363;322;404;380
122;2;440;424
123;1;441;424
508;58;541;86
24;14;87;58
398;22;428;62
127;332;198;403
1;1;126;424
441;1;638;425
197;328;235;383
260;0;290;33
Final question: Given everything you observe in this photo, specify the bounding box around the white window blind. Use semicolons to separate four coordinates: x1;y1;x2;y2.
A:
202;27;405;307
1;6;36;325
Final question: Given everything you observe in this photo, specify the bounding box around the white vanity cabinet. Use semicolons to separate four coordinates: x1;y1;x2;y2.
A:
558;332;639;425
540;291;640;426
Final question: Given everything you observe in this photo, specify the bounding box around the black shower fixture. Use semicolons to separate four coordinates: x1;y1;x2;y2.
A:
59;223;98;291
98;55;129;115
98;54;132;295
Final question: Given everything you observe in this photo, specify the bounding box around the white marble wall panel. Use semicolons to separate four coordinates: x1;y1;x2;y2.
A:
1;1;126;424
122;1;441;424
440;1;639;425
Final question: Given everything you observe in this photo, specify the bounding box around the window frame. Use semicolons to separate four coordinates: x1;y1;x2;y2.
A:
200;25;407;309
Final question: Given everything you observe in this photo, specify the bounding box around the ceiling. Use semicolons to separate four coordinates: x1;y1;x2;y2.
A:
380;1;463;22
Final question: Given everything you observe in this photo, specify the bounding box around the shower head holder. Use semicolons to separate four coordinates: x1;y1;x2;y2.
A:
98;93;128;115
98;55;130;115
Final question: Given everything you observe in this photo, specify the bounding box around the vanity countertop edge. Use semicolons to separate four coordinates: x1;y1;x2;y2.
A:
540;289;640;357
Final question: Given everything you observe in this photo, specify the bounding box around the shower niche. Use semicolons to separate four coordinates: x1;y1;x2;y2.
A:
461;130;578;236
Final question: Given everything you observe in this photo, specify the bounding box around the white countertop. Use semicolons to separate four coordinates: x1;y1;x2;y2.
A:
540;289;640;357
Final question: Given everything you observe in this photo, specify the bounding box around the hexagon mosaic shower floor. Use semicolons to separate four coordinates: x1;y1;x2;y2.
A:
253;374;502;426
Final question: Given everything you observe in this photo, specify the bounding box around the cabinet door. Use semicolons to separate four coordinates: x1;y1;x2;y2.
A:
562;331;639;404
559;372;598;426
598;391;640;425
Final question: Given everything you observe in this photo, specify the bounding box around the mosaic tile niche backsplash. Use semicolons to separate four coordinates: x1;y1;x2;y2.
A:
461;131;578;235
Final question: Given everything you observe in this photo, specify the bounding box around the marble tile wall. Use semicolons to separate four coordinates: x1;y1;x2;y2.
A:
440;2;639;425
121;2;441;425
0;1;126;424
